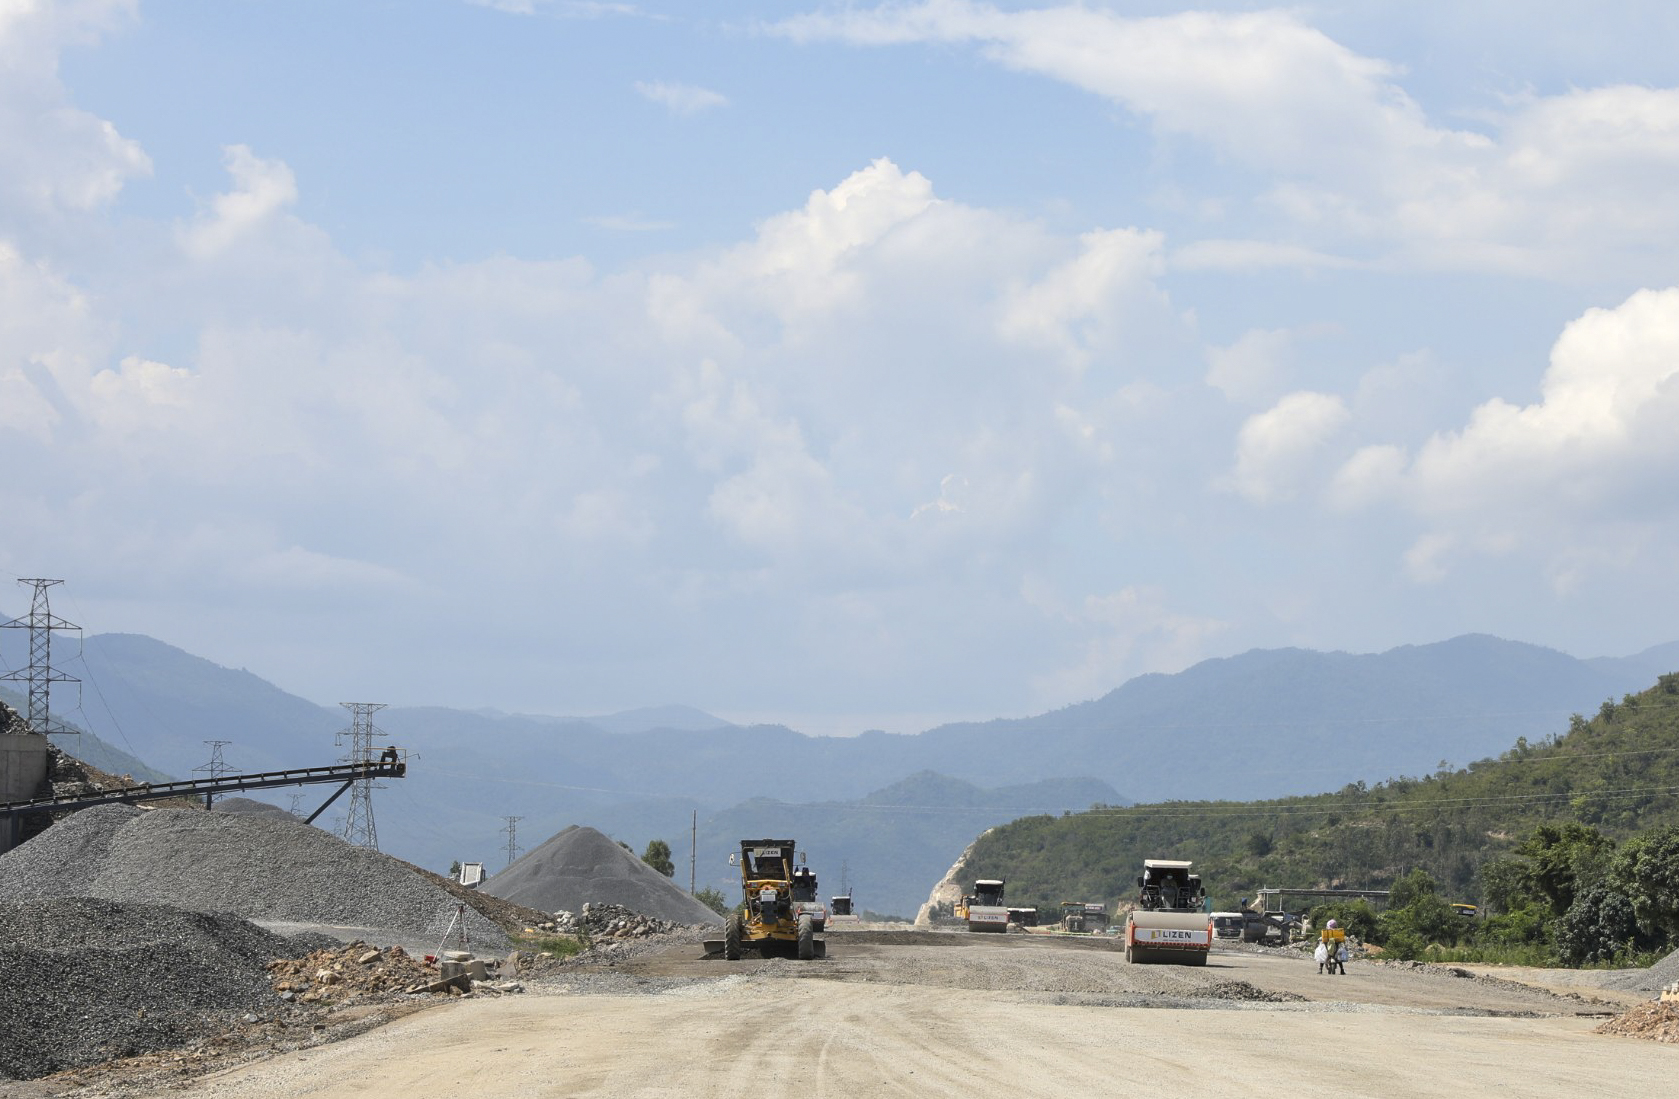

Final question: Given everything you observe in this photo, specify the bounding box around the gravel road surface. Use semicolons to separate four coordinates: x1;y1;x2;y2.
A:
163;933;1669;1098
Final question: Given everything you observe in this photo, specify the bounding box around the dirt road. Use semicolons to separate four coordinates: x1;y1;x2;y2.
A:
176;934;1670;1098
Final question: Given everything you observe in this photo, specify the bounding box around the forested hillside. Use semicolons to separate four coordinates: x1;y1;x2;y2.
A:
961;673;1679;917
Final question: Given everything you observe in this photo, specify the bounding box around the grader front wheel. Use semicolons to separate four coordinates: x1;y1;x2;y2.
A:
797;914;815;960
725;912;743;960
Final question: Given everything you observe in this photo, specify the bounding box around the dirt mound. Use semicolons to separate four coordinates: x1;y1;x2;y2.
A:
480;825;721;925
1596;1000;1679;1043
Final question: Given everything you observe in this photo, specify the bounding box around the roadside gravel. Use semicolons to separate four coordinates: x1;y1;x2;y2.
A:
0;805;510;949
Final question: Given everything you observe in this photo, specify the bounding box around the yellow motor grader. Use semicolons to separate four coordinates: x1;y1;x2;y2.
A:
713;839;827;960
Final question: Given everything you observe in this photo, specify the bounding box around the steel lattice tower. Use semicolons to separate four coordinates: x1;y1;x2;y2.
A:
502;816;523;868
1;579;80;735
336;702;386;850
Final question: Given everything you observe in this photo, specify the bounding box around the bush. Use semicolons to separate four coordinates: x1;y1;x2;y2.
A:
694;886;730;916
1308;899;1379;942
1554;883;1639;965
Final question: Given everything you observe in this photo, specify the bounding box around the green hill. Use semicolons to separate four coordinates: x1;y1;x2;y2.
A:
961;673;1679;919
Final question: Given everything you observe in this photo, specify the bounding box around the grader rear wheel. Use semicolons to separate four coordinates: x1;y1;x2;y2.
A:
797;914;815;960
725;912;743;961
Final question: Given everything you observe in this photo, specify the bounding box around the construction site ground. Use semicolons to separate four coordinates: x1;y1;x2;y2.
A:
29;929;1671;1098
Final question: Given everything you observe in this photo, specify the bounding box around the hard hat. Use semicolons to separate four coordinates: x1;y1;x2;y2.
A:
1327;919;1338;929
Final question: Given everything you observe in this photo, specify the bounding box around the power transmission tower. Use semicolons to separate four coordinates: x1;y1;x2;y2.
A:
194;740;234;808
336;702;386;850
1;579;81;735
502;816;523;868
288;792;304;817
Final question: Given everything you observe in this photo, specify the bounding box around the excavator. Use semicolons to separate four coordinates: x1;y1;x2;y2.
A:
1123;859;1213;965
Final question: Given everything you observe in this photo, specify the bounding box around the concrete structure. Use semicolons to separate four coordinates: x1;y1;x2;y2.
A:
0;727;50;854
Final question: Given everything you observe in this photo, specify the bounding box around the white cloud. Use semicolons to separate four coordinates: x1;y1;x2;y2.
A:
584;213;675;232
180;145;299;259
1226;390;1350;504
0;0;149;219
1409;288;1679;509
634;80;728;116
776;2;1679;278
1029;582;1229;707
998;227;1167;373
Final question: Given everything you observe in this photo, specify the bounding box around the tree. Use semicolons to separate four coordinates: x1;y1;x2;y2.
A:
1554;882;1640;965
642;839;675;878
1611;824;1679;941
448;860;461;878
1514;823;1613;917
694;886;729;915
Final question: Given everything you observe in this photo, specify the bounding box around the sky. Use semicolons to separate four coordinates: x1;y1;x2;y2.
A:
3;0;1679;737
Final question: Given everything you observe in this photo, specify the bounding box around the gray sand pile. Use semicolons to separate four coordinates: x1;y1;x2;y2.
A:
0;804;508;949
1604;947;1679;992
0;896;314;1080
211;796;302;821
481;825;721;925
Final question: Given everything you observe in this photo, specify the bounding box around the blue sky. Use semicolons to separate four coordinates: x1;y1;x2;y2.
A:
4;1;1679;735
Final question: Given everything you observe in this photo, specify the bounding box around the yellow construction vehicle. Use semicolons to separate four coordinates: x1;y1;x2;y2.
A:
1123;859;1213;965
713;839;827;960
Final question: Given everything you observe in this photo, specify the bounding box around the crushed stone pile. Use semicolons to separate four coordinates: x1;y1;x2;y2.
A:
1188;980;1306;1003
1596;1000;1679;1043
1603;947;1679;992
212;796;301;821
0;804;510;949
0;896;316;1081
481;824;722;925
544;901;689;939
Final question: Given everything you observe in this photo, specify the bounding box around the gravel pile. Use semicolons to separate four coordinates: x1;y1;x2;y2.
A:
546;901;694;939
0;804;509;949
482;825;721;925
1603;948;1679;992
211;796;301;822
0;896;316;1080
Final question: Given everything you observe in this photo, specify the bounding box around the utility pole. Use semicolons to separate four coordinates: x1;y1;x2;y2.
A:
1;579;80;735
502;816;523;868
193;740;234;809
335;702;386;850
690;809;697;893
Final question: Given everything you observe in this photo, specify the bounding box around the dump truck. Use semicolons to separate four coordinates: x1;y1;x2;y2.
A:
707;839;826;960
961;878;1009;932
1123;859;1213;965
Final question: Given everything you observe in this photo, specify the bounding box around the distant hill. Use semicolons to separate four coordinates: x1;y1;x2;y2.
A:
952;673;1679;916
689;772;1123;917
6;627;1675;916
0;685;174;784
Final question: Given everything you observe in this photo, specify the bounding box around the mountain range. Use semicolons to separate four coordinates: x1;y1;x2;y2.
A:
4;627;1676;916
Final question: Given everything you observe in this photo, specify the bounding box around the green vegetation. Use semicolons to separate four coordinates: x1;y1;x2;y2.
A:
962;673;1679;967
642;839;675;878
514;932;588;959
694;886;730;915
